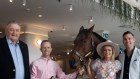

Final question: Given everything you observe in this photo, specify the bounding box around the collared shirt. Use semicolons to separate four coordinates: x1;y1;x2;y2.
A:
6;37;24;79
31;57;77;79
123;47;135;79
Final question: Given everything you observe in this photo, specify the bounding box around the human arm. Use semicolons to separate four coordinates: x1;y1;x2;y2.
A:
86;58;96;79
30;63;39;79
56;63;84;79
115;60;122;79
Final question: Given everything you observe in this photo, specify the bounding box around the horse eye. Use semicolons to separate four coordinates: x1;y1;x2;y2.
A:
83;40;86;43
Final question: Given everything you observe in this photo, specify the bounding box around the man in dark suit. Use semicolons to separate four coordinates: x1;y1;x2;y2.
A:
0;21;30;79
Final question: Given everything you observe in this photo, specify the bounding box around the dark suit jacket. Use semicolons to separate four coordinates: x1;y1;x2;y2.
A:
0;36;30;79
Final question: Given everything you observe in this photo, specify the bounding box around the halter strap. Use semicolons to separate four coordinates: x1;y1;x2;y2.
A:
74;34;95;61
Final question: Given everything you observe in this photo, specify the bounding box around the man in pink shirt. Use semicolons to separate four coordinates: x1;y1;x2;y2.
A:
30;40;84;79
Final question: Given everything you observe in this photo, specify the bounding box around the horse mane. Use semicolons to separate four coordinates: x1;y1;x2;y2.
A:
69;26;108;68
91;32;107;59
79;28;107;42
92;32;107;42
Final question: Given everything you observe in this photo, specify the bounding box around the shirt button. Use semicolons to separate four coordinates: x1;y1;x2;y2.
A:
13;69;15;71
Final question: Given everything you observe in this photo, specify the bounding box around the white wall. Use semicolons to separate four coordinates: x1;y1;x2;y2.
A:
20;33;48;63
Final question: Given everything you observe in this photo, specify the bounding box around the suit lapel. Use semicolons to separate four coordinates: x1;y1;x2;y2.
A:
19;42;25;60
130;47;138;65
3;37;14;63
19;42;27;68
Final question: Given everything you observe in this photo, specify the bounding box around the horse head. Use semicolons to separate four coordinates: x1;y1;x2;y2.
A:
69;25;107;69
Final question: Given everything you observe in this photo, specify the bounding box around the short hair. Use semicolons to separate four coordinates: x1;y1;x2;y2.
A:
122;31;134;37
5;20;21;33
6;20;20;26
40;40;51;47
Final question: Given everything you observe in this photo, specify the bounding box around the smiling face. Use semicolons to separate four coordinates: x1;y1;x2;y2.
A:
123;33;135;50
40;41;52;58
102;45;114;60
5;23;21;44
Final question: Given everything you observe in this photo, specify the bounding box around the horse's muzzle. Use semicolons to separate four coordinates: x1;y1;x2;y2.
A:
69;59;77;69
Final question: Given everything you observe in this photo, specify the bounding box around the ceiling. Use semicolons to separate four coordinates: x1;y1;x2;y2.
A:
0;0;140;55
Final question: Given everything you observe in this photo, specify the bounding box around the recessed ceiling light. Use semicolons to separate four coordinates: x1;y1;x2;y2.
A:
9;0;13;3
69;4;73;11
25;8;30;12
37;6;42;9
22;0;26;6
38;14;43;18
88;16;93;23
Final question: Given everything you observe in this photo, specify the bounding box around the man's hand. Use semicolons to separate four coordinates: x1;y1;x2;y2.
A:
78;67;85;75
87;58;92;67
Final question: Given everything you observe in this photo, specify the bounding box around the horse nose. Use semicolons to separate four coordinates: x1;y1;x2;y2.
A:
69;59;76;69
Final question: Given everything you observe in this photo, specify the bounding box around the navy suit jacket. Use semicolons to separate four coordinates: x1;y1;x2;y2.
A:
0;36;30;79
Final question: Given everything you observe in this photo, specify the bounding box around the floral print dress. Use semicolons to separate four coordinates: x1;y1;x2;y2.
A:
92;59;121;79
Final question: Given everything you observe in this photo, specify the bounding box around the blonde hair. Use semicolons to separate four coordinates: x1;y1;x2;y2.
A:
101;45;115;61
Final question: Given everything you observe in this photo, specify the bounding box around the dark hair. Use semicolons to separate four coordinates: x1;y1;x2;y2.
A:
122;31;134;37
41;40;51;47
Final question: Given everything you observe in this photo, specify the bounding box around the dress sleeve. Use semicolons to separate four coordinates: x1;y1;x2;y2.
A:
91;59;100;71
56;63;77;79
30;62;39;79
115;60;122;72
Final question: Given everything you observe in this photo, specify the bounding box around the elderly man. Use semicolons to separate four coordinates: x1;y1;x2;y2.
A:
0;21;30;79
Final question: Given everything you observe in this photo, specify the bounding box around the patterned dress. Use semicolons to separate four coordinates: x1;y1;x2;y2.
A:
92;59;121;79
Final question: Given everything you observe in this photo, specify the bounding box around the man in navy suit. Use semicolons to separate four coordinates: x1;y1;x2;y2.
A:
0;21;30;79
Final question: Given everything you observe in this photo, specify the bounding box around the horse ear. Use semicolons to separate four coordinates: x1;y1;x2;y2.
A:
89;24;95;32
80;26;84;32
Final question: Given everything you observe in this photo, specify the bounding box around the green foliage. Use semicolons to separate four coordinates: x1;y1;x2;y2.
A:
97;0;140;28
57;0;140;28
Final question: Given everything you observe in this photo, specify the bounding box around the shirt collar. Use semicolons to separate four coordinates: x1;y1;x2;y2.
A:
41;56;51;61
124;46;135;56
6;36;19;45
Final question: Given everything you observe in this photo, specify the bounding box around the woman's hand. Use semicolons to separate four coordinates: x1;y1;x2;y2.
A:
87;58;92;67
86;58;95;79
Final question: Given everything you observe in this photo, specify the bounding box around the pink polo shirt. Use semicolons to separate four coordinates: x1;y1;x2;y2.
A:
30;57;77;79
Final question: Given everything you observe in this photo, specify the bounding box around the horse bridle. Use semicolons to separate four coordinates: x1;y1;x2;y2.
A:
73;34;95;66
75;51;92;62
